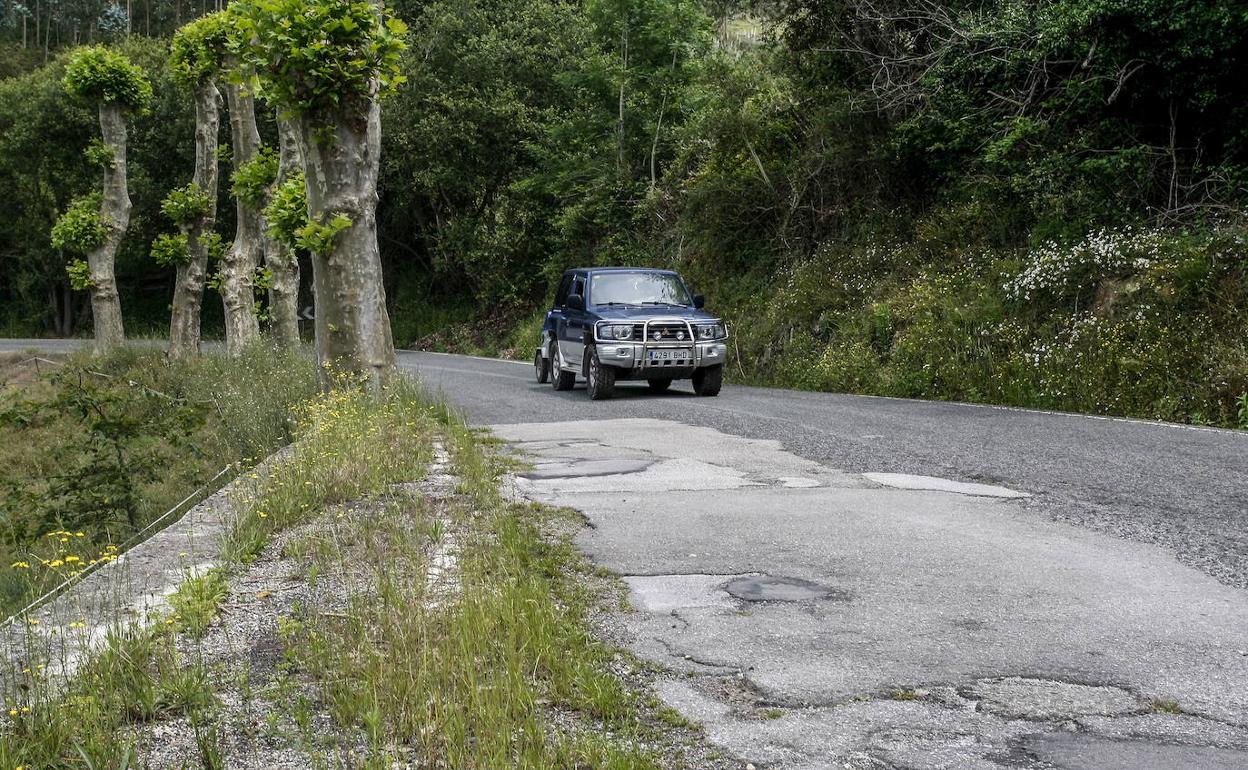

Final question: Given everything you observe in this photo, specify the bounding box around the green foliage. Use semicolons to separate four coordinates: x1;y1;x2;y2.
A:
62;45;153;110
232;0;408;121
0;38;196;335
150;232;190;266
161;183;212;226
203;231;227;262
66;259;94;290
295;212;352;256
230;147;278;207
0;346;319;616
50;193;107;254
85;138;115;168
169;11;233;86
264;171;307;248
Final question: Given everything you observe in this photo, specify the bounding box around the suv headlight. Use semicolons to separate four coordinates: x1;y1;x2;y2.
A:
601;324;633;340
697;323;725;340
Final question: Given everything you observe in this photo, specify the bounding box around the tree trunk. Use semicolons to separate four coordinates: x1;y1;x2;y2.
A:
264;116;302;349
220;78;262;356
296;94;395;389
169;81;220;359
87;102;130;353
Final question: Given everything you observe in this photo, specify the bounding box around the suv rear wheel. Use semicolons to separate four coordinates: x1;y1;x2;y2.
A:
534;347;550;384
585;346;616;400
551;342;576;391
692;364;723;397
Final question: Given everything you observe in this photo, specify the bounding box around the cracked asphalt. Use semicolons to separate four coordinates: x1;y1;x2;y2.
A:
395;351;1248;769
494;417;1248;769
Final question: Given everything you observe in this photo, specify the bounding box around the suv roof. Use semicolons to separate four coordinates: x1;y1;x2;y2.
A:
567;266;678;275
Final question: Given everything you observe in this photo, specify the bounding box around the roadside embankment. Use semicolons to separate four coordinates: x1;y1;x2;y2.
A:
1;375;724;769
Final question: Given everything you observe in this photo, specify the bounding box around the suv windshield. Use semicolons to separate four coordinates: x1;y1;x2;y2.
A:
589;272;691;307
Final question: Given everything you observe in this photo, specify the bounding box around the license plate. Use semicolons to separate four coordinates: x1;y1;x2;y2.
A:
648;349;690;362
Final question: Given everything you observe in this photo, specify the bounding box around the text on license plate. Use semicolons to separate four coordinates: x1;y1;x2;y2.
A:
648;349;690;361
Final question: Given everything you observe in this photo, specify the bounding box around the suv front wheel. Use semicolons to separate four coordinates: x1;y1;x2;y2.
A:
692;364;723;397
585;346;616;400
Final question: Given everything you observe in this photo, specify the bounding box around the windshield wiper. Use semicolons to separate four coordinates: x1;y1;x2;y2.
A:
599;301;640;307
638;301;689;307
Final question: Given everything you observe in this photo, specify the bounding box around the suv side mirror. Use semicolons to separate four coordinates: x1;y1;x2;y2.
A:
692;294;705;309
566;293;585;311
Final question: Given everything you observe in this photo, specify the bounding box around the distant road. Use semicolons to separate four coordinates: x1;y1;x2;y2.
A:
3;339;1243;589
396;350;1248;590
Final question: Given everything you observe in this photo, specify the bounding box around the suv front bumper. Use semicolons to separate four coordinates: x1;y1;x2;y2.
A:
598;340;727;371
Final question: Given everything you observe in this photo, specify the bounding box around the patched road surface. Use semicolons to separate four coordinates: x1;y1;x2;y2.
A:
401;351;1248;770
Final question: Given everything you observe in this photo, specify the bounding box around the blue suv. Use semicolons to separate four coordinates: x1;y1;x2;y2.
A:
535;267;728;400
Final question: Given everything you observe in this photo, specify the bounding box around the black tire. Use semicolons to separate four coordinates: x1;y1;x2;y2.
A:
551;342;576;391
534;347;550;384
585;347;616;400
647;378;673;393
692;364;723;397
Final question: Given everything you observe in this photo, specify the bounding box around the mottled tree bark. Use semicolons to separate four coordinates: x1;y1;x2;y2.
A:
297;92;395;389
87;102;130;352
264;116;302;349
168;80;220;359
220;78;262;356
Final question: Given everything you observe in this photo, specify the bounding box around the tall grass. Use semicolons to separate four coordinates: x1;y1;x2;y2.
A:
0;342;318;618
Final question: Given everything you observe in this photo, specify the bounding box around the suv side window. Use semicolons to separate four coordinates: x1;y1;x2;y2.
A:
571;275;585;301
553;274;572;307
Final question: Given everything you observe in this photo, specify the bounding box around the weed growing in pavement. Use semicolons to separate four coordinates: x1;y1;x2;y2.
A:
1;622;218;768
168;568;228;638
266;403;694;767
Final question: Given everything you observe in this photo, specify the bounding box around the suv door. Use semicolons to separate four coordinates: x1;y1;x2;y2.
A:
559;273;588;371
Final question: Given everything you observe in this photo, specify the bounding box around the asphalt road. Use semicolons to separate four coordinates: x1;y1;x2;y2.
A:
396;350;1248;591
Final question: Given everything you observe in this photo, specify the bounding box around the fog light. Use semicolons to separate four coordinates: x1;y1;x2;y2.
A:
616;347;630;357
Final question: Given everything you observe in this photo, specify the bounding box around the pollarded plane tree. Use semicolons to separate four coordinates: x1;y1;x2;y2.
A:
164;11;231;359
264;168;309;342
235;0;406;386
52;46;152;353
267;117;306;349
233;127;302;350
217;12;266;357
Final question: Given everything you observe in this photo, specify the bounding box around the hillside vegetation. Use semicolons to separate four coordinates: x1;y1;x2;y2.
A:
0;346;316;616
0;0;1246;425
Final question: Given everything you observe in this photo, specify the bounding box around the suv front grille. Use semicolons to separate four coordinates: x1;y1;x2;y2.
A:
644;321;692;343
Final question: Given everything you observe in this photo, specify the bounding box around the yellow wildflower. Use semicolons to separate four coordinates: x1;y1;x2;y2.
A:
10;561;29;569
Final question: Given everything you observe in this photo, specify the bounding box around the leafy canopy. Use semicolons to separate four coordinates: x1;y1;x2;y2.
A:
264;171;308;248
169;11;234;86
161;183;213;226
232;0;408;121
62;46;152;110
231;147;279;206
51;193;108;254
297;212;352;255
150;232;190;266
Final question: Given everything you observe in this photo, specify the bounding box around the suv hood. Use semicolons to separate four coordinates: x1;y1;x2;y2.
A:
591;306;719;322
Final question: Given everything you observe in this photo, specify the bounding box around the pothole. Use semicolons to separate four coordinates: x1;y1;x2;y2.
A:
517;458;655;479
965;677;1144;720
724;575;848;602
